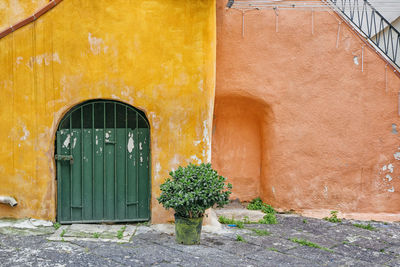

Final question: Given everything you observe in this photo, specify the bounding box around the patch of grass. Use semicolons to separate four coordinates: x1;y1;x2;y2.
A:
323;211;342;223
93;232;100;238
380;248;385;253
342;241;349;244
384;222;388;225
302;219;307;224
218;216;244;228
259;213;277;224
352;223;376;231
250;229;271;236
290;238;333;252
236;234;246;242
53;222;61;230
60;229;66;237
268;247;278;252
117;226;126;239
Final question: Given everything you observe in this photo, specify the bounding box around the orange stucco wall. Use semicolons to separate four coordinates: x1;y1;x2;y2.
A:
214;0;400;221
0;0;216;223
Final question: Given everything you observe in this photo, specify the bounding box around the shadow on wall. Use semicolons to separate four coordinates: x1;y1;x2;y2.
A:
212;95;274;202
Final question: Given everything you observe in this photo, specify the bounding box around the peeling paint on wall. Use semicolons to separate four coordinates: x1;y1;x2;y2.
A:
88;33;108;55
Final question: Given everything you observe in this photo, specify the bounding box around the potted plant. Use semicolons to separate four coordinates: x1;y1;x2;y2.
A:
157;163;232;245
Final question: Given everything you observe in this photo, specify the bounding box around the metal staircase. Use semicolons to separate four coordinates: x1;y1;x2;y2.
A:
328;0;400;69
227;0;400;70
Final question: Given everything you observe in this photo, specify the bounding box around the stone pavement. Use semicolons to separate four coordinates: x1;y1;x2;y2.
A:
1;214;400;266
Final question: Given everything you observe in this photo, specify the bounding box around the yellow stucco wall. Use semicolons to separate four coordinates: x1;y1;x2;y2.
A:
0;0;48;31
0;0;216;223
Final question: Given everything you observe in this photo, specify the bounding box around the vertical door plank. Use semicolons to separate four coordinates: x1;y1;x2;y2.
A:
58;130;71;222
82;129;93;220
127;128;138;218
104;128;115;220
138;128;150;219
71;129;82;221
93;129;104;220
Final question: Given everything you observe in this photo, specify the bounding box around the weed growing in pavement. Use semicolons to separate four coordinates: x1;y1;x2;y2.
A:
236;234;246;242
53;222;61;230
247;197;276;214
268;247;278;252
302;219;307;224
290;238;333;252
259;213;277;224
60;229;66;237
218;216;244;228
250;229;271;236
247;197;278;224
380;249;385;253
352;223;376;231
243;216;251;224
323;211;342;223
117;226;126;239
93;233;100;238
247;197;264;210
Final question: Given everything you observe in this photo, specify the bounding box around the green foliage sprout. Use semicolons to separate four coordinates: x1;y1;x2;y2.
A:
157;163;232;218
352;223;376;231
290;238;333;252
236;234;246;242
247;197;277;224
53;222;61;230
218;216;244;228
259;213;277;224
323;211;342;223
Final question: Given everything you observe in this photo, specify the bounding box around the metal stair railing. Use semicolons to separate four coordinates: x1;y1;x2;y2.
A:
327;0;400;69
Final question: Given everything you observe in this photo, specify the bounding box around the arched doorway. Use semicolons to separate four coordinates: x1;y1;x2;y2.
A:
56;100;150;223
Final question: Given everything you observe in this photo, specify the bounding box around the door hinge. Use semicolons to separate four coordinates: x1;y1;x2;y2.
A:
55;154;74;164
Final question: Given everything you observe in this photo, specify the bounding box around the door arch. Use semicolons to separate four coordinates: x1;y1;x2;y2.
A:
56;100;150;223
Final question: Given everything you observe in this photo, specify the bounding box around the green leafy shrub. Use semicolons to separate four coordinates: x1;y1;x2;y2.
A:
157;163;232;218
323;211;342;223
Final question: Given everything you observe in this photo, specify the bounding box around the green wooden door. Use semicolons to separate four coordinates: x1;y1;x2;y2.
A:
56;100;150;223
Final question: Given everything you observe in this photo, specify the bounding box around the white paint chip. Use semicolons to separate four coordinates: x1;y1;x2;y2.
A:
386;174;393;182
388;186;395;192
63;134;71;148
394;152;400;160
353;56;359;65
388;163;394;173
20;126;30;141
127;133;134;153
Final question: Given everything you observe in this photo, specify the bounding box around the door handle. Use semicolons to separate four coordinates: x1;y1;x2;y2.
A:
55;154;74;164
